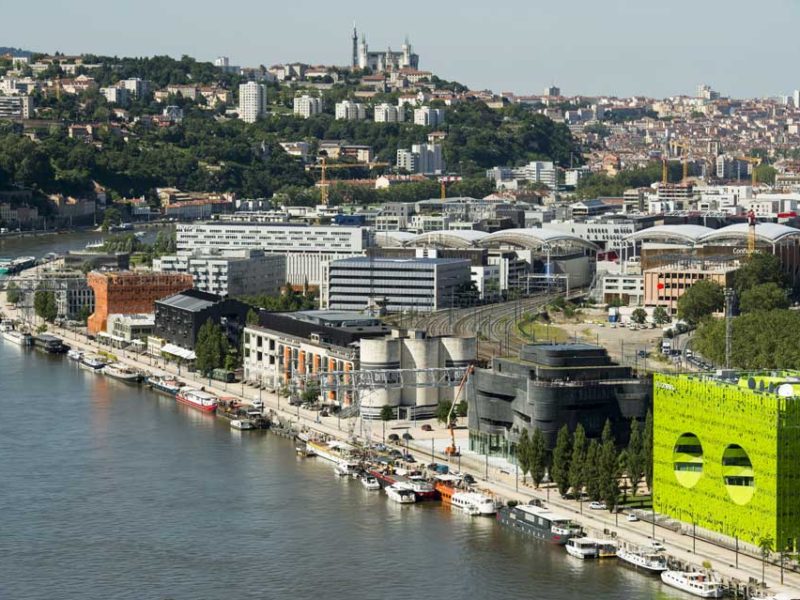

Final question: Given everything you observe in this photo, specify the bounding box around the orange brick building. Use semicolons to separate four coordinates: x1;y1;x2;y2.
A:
87;271;194;334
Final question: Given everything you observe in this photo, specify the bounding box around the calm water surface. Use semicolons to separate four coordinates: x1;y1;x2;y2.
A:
0;341;687;600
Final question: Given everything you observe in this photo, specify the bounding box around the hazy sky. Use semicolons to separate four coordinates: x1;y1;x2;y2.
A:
6;0;800;98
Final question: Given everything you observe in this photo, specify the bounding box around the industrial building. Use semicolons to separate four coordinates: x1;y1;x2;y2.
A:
653;372;800;552
175;223;369;287
468;343;651;457
87;271;193;334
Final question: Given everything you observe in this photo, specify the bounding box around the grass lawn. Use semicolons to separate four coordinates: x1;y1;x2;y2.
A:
518;319;570;343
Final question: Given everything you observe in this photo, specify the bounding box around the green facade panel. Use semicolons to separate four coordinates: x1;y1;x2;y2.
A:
653;373;800;551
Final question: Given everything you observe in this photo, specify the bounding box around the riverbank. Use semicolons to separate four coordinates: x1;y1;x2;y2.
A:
8;313;800;597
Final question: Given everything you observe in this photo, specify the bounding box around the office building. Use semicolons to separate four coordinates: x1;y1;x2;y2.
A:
543;85;561;97
413;106;445;127
293;95;323;119
373;102;404;123
643;259;738;314
87;271;194;334
468;343;650;457
175;223;369;287
153;248;285;297
396;143;444;175
323;256;471;313
653;372;800;551
334;100;366;121
238;81;267;123
154;289;251;352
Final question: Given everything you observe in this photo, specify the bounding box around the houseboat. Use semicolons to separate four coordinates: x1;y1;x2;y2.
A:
497;503;582;545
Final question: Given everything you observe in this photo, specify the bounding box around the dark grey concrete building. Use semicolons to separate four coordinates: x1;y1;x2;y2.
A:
468;343;651;458
154;289;251;352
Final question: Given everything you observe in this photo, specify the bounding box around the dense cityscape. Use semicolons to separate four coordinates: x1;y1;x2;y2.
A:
1;21;800;600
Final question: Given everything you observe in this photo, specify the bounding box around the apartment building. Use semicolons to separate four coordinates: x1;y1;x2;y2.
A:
238;81;267;123
396;143;444;175
293;95;323;118
413;106;445;127
334;100;366;121
0;95;33;119
373;102;404;123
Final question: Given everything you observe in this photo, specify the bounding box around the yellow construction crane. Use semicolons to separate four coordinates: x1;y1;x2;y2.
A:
311;159;390;205
661;159;669;185
438;175;462;200
734;156;763;186
669;140;694;182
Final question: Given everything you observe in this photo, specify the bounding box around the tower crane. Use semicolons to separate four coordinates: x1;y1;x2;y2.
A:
311;158;390;205
669;140;694;182
438;175;462;200
445;365;474;456
733;156;762;186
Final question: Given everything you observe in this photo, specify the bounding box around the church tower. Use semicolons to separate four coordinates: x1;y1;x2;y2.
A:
351;24;358;70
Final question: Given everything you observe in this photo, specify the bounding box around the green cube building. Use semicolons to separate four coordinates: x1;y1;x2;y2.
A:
653;372;800;551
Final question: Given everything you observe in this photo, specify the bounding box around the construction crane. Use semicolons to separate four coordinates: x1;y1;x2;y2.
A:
661;159;669;185
311;158;390;205
747;208;757;254
733;156;762;186
438;175;462;200
669;140;694;182
445;365;474;456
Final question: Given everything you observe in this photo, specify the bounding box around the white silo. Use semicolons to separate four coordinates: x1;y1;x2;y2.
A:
359;337;401;417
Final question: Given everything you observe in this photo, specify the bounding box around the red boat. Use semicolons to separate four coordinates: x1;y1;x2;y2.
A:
175;389;218;413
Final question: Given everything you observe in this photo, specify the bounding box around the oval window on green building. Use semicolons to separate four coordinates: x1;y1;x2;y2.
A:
722;444;755;505
673;433;704;488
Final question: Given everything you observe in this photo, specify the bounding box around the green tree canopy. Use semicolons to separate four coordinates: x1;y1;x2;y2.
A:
6;281;21;304
625;418;644;497
568;423;587;496
34;290;57;322
734;253;788;297
631;308;647;325
194;319;230;375
530;427;547;488
677;279;724;327
652;306;670;325
551;425;572;496
517;430;532;484
643;410;653;491
739;282;789;313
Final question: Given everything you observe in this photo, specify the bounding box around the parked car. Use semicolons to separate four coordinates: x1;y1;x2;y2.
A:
402;454;416;463
589;501;607;510
626;513;639;522
649;541;666;551
421;424;433;432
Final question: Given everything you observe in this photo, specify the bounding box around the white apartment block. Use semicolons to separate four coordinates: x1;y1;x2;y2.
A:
334;100;366;121
175;223;369;287
413;106;445;127
0;95;33;119
373;102;404;123
396;143;444;175
293;95;323;119
153;248;286;297
511;161;557;189
121;78;149;98
238;81;267;123
100;86;129;105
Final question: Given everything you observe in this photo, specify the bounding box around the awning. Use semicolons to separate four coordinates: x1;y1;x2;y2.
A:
161;343;196;361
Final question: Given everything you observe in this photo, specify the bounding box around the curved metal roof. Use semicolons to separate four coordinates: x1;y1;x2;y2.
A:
699;223;800;245
624;225;714;245
373;231;417;248
404;229;489;248
477;228;599;251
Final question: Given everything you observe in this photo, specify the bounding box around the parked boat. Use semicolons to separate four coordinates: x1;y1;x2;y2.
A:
67;349;83;361
497;503;582;545
660;571;724;598
359;475;381;491
0;320;13;332
103;363;143;384
304;437;356;464
394;474;438;501
565;537;600;559
596;539;618;559
146;375;184;397
2;329;32;346
230;419;255;431
80;354;107;371
295;443;316;457
385;483;416;504
175;389;218;413
616;547;668;573
335;460;360;477
451;491;496;516
32;334;68;354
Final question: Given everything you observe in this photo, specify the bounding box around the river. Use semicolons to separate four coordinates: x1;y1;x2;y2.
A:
0;341;686;600
0;227;163;262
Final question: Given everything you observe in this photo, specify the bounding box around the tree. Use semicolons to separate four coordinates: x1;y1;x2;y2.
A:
246;308;260;325
436;400;453;425
677;279;724;327
759;535;774;586
739;282;789;313
33;290;57;322
734;253;787;297
380;404;394;441
194;319;229;375
598;420;620;512
76;305;92;323
301;382;320;404
652;306;670;325
625;418;644;497
455;400;468;418
631;308;647;325
568;423;587;498
585;439;601;501
530;427;547;488
5;281;21;304
517;430;532;485
551;425;572;496
643;410;654;491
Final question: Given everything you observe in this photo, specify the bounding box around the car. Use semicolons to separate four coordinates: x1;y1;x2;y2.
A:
589;501;607;510
626;513;639;522
319;409;329;417
402;454;416;463
649;541;666;551
421;424;433;432
462;474;476;485
387;434;400;442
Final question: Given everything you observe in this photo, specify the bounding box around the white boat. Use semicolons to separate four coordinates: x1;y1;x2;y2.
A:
360;475;381;491
616;547;668;573
2;329;32;346
80;354;107;371
230;419;255;430
566;537;599;559
304;437;356;464
385;483;417;504
67;349;83;361
335;460;360;477
0;320;13;332
660;571;724;598
451;491;496;516
103;363;143;384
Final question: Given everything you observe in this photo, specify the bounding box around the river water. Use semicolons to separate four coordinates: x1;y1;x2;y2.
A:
0;341;686;600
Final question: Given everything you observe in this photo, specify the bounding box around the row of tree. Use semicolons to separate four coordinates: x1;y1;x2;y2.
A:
194;320;236;374
516;413;653;512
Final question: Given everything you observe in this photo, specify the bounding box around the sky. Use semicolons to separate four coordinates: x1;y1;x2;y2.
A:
6;0;800;99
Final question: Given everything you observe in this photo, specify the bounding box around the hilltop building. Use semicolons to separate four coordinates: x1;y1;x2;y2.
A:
351;26;419;72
